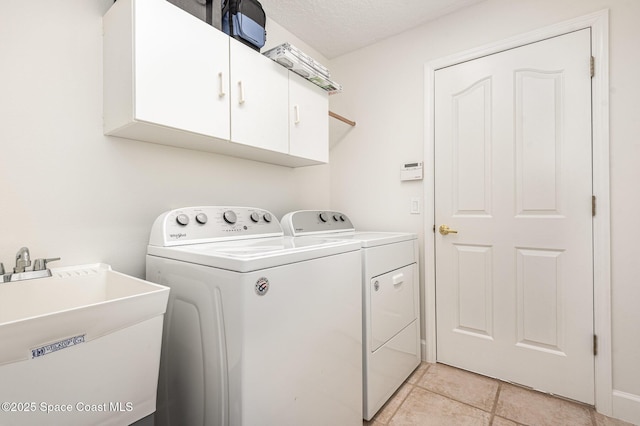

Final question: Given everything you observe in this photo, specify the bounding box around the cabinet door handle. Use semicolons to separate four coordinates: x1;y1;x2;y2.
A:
294;105;300;124
218;72;225;98
238;81;245;105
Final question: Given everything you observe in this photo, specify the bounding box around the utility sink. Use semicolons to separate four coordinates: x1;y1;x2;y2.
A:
0;264;169;425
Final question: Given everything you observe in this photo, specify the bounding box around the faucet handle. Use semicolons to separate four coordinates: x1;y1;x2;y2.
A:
32;257;61;271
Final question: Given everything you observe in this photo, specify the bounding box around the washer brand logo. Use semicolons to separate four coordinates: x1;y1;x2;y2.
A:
255;277;270;296
170;233;187;239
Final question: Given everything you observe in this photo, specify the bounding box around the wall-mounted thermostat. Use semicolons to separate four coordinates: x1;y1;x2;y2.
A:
400;162;423;181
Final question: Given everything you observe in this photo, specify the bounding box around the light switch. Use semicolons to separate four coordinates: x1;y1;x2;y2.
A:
410;197;420;214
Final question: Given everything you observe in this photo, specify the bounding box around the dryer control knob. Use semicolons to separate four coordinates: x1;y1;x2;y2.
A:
176;214;190;226
319;212;329;222
333;214;340;221
250;212;260;223
223;210;237;225
195;213;208;224
263;213;272;223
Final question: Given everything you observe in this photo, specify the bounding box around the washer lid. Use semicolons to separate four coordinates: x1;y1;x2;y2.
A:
147;236;361;272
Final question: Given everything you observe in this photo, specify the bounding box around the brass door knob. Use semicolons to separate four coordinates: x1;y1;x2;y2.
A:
439;225;458;235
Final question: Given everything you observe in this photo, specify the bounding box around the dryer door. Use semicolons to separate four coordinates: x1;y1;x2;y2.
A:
370;264;416;352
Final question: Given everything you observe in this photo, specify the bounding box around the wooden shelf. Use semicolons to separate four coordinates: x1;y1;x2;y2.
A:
329;110;356;127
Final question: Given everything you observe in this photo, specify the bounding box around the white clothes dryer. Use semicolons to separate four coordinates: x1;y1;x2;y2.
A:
281;210;421;421
146;206;363;426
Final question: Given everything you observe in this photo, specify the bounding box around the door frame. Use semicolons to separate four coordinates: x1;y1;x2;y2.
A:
423;10;611;414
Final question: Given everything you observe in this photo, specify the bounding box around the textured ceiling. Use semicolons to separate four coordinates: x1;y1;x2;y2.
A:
259;0;485;59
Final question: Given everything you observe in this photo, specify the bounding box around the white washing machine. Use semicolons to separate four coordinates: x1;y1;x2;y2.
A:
145;206;363;426
281;210;421;421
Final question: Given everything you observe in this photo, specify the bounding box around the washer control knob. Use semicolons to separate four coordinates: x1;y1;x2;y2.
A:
263;212;272;223
319;212;329;223
223;210;237;225
195;213;208;224
176;214;190;226
333;214;340;221
250;212;260;223
339;214;346;222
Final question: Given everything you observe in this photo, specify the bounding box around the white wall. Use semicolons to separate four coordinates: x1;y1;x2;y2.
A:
328;0;640;422
0;0;330;278
2;0;638;421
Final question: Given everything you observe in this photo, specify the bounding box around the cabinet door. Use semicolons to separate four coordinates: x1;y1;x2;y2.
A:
229;39;288;153
289;73;329;163
134;0;230;139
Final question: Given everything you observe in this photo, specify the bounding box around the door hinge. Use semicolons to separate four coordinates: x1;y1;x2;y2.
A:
590;56;595;78
433;224;436;233
592;195;596;216
593;334;598;356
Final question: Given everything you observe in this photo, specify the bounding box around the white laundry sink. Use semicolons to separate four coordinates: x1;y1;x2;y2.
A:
0;264;169;426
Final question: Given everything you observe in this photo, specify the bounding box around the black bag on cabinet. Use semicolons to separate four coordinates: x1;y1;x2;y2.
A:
222;0;267;51
167;0;222;30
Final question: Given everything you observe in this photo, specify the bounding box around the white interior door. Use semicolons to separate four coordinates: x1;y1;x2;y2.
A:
434;29;594;404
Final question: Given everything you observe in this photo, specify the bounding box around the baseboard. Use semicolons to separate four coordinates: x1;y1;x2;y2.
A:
421;339;436;363
611;389;640;425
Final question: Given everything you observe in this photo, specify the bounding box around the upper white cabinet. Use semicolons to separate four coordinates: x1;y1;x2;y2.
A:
229;39;289;154
289;72;329;163
103;0;230;142
103;0;329;167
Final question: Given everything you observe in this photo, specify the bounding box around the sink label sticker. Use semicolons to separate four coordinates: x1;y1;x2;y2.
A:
31;334;86;359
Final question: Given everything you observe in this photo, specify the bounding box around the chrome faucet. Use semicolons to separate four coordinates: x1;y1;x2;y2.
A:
14;247;31;273
1;247;60;283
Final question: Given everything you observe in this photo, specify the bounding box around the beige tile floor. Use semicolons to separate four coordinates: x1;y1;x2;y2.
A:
364;362;636;426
